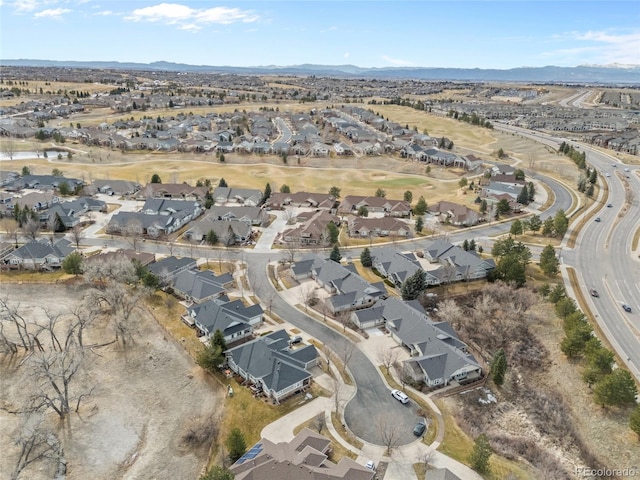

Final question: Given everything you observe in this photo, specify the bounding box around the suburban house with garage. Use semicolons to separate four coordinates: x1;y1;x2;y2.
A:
138;182;209;201
148;256;197;283
206;206;267;226
172;268;234;304
106;198;203;237
225;330;318;403
266;191;336;211
337;196;411;217
348;216;412;238
428;201;481;227
230;428;374;480
183;296;263;343
212;187;263;206
353;297;482;388
422;240;496;282
183;215;253;245
291;254;387;314
2;238;75;270
371;247;440;287
281;210;340;246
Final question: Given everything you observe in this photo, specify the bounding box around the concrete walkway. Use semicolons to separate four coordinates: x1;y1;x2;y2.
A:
258;335;483;480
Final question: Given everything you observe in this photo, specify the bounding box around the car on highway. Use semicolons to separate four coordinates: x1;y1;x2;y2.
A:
612;163;617;167
391;389;409;404
624;168;630;172
622;304;632;313
413;421;427;436
605;173;611;177
594;217;601;222
607;203;613;207
589;288;599;297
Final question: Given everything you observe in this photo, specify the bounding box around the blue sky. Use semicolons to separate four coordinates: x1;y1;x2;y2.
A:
1;1;638;69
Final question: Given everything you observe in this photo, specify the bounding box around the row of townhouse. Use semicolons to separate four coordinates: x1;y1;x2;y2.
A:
106;198;203;237
291;254;387;314
371;242;496;289
289;251;483;390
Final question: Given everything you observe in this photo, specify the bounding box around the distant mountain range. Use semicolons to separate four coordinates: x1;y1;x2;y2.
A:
3;59;640;84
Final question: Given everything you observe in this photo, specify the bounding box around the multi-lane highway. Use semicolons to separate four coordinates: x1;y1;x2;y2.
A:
562;148;640;379
497;123;640;379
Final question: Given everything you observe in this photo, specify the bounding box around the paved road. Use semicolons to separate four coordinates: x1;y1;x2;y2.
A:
248;255;419;445
496;124;640;380
561;148;640;379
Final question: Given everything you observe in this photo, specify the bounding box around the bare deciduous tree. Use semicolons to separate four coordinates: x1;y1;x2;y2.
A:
0;297;43;354
122;218;143;252
2;219;20;247
2;139;17;160
435;298;465;330
283;206;296;225
11;414;65;480
281;238;300;265
23;218;40;241
377;346;399;374
376;413;403;455
69;224;85;249
300;283;317;312
336;310;351;332
395;361;415;391
82;257;146;347
313;413;326;433
30;340;86;418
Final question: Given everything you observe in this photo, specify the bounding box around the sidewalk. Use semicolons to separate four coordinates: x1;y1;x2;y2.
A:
257;325;483;480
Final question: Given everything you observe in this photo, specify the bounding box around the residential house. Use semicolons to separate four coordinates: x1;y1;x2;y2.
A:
482;182;522;201
91;179;141;196
266;191;336;211
11;191;60;211
337;196;411;218
362;297;482;388
292;255;387;314
110;198;203;237
428;201;481;226
172;268;234;304
2;238;74;270
139;182;208;201
370;247;432;287
212;187;263;206
282;210;340;246
348;216;412;238
4;175;83;192
148;256;197;283
225;330;318;403
422;240;495;282
184;297;263;342
183;216;253;245
206;206;267;226
230;428;374;480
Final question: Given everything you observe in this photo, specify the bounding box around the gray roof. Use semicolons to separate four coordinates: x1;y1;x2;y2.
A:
226;329;316;393
173;269;230;302
4;238;74;261
189;298;261;337
148;256;197;279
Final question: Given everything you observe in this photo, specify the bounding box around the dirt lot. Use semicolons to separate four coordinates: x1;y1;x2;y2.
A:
0;283;223;480
439;291;640;478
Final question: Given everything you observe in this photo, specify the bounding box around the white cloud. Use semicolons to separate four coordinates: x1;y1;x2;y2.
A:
12;0;40;12
547;29;640;66
382;55;415;67
93;9;112;16
34;7;70;18
125;3;258;29
344;52;350;59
